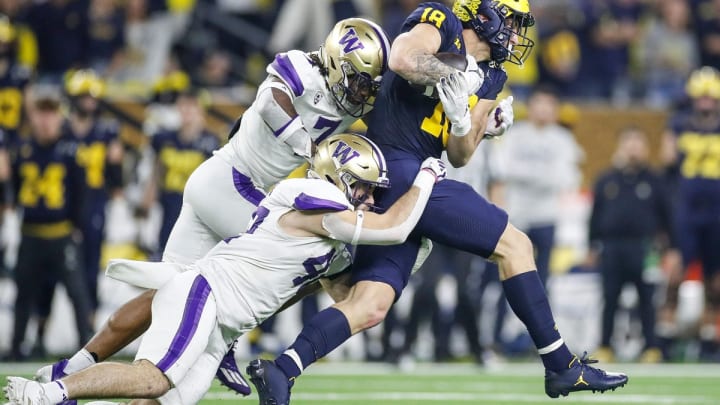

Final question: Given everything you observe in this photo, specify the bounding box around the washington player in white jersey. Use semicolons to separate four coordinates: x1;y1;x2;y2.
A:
4;134;447;405
32;17;391;400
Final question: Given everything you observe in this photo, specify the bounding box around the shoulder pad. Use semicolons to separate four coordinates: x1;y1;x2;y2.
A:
271;179;352;212
266;50;312;97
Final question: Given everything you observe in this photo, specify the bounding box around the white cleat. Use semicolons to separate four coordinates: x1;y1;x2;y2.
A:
4;377;52;405
33;366;53;384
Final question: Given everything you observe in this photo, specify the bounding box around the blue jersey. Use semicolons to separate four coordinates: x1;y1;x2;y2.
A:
668;111;720;212
151;129;219;200
366;2;507;161
0;64;31;145
13;131;85;236
152;129;219;250
73;119;121;196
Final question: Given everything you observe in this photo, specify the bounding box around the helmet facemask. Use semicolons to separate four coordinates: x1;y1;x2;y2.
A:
456;0;535;65
320;18;390;118
329;60;381;118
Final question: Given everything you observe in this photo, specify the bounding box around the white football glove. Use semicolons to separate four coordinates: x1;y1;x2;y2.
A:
484;96;514;138
436;73;472;137
458;55;485;95
420;157;447;183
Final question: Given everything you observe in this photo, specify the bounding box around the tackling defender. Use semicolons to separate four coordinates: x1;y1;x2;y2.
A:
4;134;447;405
33;17;391;400
249;1;628;403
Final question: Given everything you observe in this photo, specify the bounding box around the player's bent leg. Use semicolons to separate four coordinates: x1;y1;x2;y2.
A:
35;289;155;403
173;325;238;403
161;202;219;265
492;224;628;397
334;280;396;333
248;281;396;404
65;360;171;399
89;289;155;361
489;223;536;281
6;361;171;404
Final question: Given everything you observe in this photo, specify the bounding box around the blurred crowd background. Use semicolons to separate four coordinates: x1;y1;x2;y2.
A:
0;0;719;368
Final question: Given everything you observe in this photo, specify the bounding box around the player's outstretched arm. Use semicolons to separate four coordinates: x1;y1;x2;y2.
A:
322;158;446;245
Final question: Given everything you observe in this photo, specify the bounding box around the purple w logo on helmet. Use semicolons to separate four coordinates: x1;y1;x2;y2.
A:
338;28;364;53
332;141;360;164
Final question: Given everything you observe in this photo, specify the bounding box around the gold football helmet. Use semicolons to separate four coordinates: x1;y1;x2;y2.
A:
64;69;105;98
686;66;720;99
452;0;535;65
319;18;390;118
311;133;390;208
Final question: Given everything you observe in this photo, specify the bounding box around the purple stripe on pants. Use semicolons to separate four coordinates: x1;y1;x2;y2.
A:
156;275;212;372
232;168;266;206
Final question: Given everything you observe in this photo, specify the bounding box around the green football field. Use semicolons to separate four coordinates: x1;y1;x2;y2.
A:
2;362;720;404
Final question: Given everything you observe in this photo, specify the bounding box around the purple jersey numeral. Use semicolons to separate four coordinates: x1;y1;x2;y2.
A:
292;248;336;287
246;206;270;234
314;117;341;143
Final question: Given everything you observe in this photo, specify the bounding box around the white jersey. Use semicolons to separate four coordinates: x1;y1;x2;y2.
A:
216;50;358;190
197;178;353;332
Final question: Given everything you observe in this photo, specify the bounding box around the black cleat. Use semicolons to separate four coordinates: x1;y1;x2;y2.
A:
545;352;628;398
247;359;293;405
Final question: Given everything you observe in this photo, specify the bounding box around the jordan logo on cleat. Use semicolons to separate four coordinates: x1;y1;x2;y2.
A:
574;371;589;387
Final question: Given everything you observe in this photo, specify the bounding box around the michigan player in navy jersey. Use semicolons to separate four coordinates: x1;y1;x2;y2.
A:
63;70;124;313
0;15;31;150
250;1;628;402
142;90;219;254
661;66;720;358
8;87;94;361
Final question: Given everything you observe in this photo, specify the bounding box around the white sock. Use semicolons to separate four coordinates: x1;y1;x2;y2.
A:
284;349;304;372
43;380;70;403
65;349;96;374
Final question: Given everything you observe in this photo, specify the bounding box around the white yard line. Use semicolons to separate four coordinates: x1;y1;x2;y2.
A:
205;391;718;404
1;362;719;378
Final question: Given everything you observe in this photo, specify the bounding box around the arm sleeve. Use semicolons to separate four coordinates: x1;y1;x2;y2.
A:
321;170;436;245
255;79;312;159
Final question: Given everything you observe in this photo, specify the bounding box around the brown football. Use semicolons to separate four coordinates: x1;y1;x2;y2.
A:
410;52;468;99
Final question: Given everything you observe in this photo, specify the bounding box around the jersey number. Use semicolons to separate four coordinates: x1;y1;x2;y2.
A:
313;117;341;144
19;163;66;209
293;249;336;287
76;142;107;188
0;87;23;130
420;95;479;146
678;133;720;179
420;7;446;29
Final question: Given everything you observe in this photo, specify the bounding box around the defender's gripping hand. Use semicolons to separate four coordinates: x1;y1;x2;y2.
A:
420;157;447;183
484;96;514;138
437;73;472;137
458;55;485;95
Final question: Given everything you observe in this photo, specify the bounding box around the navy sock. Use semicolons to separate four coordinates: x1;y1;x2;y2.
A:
275;307;351;379
502;271;574;372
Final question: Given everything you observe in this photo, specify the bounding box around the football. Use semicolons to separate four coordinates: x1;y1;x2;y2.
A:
410;52;468;99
